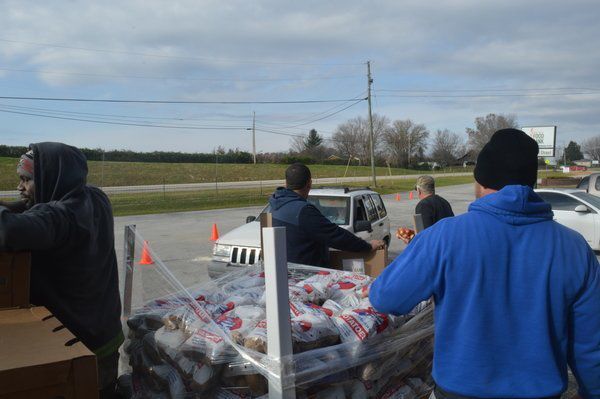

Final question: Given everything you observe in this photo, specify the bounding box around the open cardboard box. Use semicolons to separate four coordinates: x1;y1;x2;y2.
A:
0;306;98;399
329;248;389;277
0;252;30;309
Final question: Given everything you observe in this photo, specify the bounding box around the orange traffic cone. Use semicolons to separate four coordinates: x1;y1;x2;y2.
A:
139;241;154;265
409;191;414;200
210;223;219;241
395;193;401;201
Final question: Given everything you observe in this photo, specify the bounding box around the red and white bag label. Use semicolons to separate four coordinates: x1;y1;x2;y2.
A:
332;308;390;342
291;313;338;343
289;301;333;318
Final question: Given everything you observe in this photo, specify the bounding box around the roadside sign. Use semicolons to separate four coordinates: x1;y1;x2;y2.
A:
521;126;557;157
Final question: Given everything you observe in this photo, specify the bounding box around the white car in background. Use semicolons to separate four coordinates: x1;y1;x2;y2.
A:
535;188;600;250
209;187;391;277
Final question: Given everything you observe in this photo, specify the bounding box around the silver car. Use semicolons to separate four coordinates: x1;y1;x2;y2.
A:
209;187;391;277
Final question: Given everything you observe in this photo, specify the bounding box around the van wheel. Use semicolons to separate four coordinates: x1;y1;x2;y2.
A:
383;236;390;248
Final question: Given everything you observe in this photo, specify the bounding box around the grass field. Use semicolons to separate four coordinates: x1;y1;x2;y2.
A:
1;155;591;216
0;156;471;190
109;175;476;216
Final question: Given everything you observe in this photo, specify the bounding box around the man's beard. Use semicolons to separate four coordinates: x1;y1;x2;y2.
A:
20;195;34;209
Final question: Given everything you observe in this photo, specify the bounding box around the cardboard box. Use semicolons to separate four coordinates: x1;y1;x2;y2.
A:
0;306;98;399
329;248;389;277
0;252;30;309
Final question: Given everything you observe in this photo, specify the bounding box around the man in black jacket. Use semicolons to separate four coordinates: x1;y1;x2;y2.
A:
414;175;454;229
399;175;454;244
269;163;384;267
0;143;123;398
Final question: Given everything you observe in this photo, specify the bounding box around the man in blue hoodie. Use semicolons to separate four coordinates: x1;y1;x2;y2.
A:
269;163;384;267
370;129;600;398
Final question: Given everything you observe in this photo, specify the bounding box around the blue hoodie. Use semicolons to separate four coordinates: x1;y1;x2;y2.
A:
269;188;371;267
370;185;600;398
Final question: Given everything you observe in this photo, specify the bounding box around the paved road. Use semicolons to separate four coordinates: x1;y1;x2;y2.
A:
0;172;472;198
114;183;476;307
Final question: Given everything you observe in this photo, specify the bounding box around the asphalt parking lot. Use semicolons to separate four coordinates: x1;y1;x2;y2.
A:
114;183;476;306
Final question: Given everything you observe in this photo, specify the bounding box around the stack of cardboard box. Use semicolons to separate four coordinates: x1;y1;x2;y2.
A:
0;252;98;399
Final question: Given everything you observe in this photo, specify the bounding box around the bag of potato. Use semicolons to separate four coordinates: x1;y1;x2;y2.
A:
332;307;392;343
291;312;340;353
222;271;265;294
215;305;265;345
180;326;232;364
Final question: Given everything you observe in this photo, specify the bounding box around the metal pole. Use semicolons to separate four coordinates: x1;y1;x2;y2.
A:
215;149;219;198
367;61;377;187
263;227;295;399
122;225;136;318
252;111;257;164
408;133;411;168
101;150;105;188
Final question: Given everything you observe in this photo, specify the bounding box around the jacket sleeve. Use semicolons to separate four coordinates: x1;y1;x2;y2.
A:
0;204;72;251
369;230;441;315
0;200;28;213
299;205;372;253
568;247;600;398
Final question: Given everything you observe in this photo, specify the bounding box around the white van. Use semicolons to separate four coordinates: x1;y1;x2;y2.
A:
210;187;391;277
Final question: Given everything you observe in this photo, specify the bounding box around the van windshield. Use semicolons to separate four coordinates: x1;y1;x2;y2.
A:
258;196;350;226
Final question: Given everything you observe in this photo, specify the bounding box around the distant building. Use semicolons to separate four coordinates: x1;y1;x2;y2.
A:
574;159;593;167
456;150;476;167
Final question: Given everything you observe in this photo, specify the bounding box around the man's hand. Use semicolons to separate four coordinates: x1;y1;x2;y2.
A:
370;240;385;251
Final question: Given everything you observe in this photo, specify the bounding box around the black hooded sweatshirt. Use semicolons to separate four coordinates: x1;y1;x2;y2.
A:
0;142;123;355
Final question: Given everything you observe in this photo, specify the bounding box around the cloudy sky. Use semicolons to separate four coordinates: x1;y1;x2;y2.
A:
0;0;599;154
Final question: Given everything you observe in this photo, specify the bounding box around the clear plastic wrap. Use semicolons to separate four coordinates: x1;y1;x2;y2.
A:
120;230;434;398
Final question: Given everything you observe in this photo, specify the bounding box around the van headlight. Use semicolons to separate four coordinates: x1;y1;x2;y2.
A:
212;244;232;258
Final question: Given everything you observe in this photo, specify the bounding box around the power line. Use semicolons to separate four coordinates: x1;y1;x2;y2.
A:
0;108;247;130
256;98;364;130
0;95;366;104
377;87;600;93
0;103;251;124
375;92;600;98
255;90;366;126
0;37;363;67
0;66;362;82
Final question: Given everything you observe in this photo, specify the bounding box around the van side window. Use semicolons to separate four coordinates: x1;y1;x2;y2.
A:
355;199;368;222
370;194;387;218
363;195;379;222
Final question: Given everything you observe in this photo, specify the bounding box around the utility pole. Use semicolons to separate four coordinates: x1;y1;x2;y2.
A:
247;111;257;164
252;111;256;164
367;61;377;187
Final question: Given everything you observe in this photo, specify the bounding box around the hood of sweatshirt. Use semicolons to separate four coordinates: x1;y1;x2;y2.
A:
469;185;553;226
268;187;306;211
30;142;87;204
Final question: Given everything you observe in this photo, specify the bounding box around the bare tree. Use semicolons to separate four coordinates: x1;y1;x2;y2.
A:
431;129;466;166
332;114;390;164
384;119;429;168
466;113;518;154
290;135;306;154
582;135;600;160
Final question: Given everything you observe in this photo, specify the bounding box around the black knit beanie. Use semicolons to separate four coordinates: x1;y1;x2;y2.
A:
474;128;539;190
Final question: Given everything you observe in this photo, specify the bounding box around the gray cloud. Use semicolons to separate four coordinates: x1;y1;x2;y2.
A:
0;0;599;151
